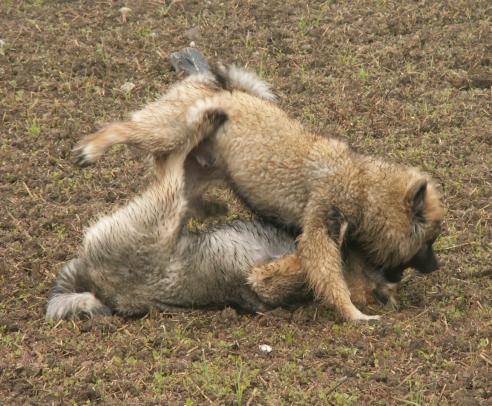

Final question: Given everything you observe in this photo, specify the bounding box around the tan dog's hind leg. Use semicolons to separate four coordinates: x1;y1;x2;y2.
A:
73;97;226;167
73;120;199;167
73;122;147;166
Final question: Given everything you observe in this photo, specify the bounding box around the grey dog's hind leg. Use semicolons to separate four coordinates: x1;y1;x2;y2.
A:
169;47;211;75
82;154;189;268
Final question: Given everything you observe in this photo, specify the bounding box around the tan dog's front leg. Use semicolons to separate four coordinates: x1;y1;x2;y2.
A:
299;207;380;321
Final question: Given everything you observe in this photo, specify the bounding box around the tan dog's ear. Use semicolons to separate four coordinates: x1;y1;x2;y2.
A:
405;178;427;223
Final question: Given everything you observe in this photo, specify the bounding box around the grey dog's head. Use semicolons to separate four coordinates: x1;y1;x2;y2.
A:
325;207;400;306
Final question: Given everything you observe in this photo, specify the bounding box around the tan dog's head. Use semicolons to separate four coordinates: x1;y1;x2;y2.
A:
356;165;443;284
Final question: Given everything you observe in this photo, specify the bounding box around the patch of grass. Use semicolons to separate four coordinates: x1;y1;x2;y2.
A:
333;392;359;406
358;67;369;81
27;120;41;137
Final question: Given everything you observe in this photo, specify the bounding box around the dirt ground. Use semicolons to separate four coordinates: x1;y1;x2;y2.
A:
1;0;491;404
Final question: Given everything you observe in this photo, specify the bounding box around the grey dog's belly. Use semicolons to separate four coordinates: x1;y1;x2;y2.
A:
153;221;297;309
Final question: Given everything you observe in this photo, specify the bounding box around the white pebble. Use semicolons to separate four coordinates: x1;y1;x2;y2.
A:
259;344;272;353
119;7;132;23
120;82;136;93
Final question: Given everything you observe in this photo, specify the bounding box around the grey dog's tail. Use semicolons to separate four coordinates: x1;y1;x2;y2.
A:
169;47;211;75
170;47;276;101
46;259;111;320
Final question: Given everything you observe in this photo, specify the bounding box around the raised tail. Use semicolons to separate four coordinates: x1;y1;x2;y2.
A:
210;64;276;101
46;259;111;320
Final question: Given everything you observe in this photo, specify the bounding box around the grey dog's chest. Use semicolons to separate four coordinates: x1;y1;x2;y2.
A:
191;138;220;168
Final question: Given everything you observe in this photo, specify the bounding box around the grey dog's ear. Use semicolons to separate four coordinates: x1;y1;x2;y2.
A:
406;179;427;223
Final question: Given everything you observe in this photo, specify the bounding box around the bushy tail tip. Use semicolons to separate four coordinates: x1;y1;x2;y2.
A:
46;260;111;321
170;47;276;101
211;64;276;101
46;292;111;321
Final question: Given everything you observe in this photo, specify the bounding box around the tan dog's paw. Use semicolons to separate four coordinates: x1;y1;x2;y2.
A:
343;305;381;322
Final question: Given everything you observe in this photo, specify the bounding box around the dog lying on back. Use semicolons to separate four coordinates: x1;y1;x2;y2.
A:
47;132;394;320
47;149;299;319
73;49;443;320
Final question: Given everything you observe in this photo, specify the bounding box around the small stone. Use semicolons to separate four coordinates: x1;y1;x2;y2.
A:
259;344;272;353
119;7;132;23
120;82;135;93
189;41;196;47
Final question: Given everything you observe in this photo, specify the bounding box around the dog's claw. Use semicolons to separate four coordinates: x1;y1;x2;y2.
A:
346;307;381;322
354;314;381;322
72;145;93;167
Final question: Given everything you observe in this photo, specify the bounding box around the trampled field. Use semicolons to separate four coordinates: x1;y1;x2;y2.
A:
1;1;490;404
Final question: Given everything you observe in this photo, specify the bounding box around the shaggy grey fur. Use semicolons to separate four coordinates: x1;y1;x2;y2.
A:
46;153;299;320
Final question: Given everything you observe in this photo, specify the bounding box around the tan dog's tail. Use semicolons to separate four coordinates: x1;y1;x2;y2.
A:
210;64;276;101
169;47;276;101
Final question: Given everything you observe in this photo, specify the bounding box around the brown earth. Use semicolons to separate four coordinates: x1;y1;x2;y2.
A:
0;0;491;404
